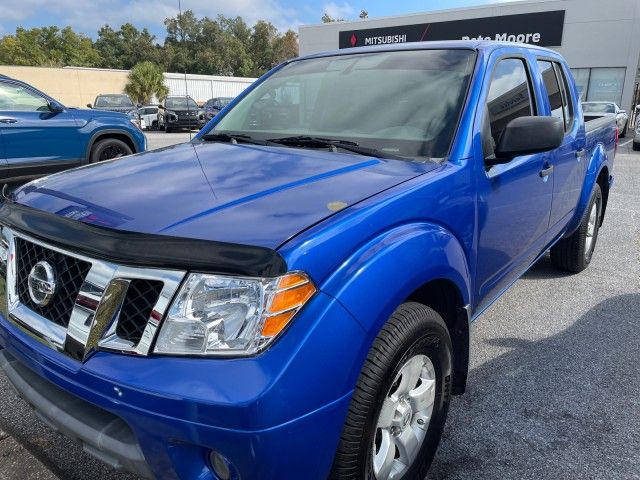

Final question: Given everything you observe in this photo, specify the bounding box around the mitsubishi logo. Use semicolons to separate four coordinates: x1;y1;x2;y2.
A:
350;33;357;47
28;261;57;307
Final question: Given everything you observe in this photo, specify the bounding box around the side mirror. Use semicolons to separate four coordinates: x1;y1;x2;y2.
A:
86;103;93;109
490;116;564;165
619;110;626;115
48;100;65;113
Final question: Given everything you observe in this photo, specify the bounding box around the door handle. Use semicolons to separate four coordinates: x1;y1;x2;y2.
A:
0;118;17;124
539;165;554;178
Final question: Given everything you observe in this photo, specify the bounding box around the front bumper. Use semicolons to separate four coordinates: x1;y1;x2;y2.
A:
0;290;363;480
168;116;205;130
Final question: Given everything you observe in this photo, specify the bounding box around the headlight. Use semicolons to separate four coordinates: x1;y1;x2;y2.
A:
154;271;316;356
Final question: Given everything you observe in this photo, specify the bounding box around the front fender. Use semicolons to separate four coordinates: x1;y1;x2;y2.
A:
322;222;471;338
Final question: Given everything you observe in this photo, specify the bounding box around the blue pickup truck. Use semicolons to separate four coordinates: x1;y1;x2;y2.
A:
0;75;146;183
0;41;616;480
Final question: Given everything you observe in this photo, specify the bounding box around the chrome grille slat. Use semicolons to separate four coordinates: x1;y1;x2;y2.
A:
2;227;186;360
15;237;91;327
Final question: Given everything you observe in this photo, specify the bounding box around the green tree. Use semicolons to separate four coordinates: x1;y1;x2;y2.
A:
322;13;344;23
0;26;99;67
95;24;160;69
124;61;169;105
249;20;279;76
273;30;299;64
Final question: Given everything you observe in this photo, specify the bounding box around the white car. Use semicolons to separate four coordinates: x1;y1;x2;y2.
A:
138;105;159;130
582;101;629;137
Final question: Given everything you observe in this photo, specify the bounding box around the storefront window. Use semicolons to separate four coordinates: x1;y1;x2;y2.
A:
586;67;626;105
570;68;590;101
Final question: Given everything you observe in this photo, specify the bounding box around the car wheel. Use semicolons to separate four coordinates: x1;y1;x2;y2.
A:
550;183;602;273
152;120;158;131
90;138;133;163
330;302;452;480
633;141;640;151
619;121;627;138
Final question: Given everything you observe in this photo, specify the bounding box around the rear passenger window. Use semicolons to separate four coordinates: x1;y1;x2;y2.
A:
537;60;564;124
537;60;574;132
486;58;534;145
554;63;574;130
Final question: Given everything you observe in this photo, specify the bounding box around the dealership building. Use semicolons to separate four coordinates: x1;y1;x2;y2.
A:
299;0;640;112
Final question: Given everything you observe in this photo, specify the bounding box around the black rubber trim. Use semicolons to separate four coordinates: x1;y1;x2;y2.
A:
0;200;288;277
0;349;154;479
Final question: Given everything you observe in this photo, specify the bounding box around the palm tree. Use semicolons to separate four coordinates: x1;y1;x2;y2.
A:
124;61;169;105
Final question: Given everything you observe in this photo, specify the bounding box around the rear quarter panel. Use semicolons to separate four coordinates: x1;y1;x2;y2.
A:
563;90;616;235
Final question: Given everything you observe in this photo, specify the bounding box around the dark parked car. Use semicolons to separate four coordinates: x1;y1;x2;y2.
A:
0;75;145;183
203;96;234;120
88;94;141;128
157;96;205;132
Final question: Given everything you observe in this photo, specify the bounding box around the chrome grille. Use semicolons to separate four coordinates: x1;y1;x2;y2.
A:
2;228;185;360
116;279;164;344
15;238;91;327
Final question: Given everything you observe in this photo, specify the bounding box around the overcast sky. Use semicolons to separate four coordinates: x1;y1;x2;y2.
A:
0;0;516;38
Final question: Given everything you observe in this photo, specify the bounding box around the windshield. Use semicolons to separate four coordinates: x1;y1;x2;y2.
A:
209;49;476;160
166;97;198;109
95;95;133;108
582;103;615;114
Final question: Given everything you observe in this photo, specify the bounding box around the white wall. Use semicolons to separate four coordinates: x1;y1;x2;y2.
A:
164;73;255;103
299;0;640;111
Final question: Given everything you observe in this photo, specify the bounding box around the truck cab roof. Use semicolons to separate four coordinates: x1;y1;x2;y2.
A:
297;39;560;62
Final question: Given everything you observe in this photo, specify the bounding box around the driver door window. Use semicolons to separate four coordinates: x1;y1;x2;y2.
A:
0;82;49;112
486;58;535;148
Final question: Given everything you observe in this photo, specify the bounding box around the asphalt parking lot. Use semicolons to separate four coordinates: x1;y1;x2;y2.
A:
146;130;195;150
0;139;638;480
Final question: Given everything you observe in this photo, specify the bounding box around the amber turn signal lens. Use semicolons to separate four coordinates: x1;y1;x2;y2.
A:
262;311;296;337
277;272;308;289
268;282;316;314
261;272;316;338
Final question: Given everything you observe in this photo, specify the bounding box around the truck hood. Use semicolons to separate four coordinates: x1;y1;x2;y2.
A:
13;142;434;249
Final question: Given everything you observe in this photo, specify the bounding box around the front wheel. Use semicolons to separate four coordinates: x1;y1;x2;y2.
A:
330;302;452;480
633;141;640;151
89;138;133;163
550;183;602;273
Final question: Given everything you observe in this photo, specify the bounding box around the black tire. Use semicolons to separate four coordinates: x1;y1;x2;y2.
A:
330;302;453;480
89;138;133;163
619;121;627;138
550;183;602;273
633;141;640;151
151;120;158;131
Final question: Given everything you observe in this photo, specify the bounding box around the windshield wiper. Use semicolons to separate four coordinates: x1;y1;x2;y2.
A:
200;133;277;146
266;136;413;161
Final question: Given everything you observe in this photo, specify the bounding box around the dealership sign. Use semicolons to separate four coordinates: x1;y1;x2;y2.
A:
339;10;565;49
